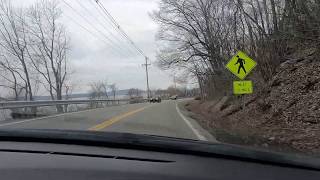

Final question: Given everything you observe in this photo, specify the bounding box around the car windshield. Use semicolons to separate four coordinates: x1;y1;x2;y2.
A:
0;0;319;157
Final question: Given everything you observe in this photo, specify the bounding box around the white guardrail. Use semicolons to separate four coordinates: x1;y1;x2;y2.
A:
0;99;145;110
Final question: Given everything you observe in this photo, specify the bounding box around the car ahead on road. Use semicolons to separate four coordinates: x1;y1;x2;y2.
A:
169;95;177;100
129;97;144;104
0;129;319;180
150;97;161;103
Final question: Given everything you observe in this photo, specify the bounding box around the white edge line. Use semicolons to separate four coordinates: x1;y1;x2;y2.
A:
175;103;207;141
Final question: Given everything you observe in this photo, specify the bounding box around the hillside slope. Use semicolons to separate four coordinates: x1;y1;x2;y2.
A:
187;47;320;154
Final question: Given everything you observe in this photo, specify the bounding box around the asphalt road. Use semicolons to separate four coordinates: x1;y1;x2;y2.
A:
0;100;214;141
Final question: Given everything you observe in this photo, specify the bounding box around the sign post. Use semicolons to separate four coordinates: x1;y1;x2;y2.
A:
226;51;257;109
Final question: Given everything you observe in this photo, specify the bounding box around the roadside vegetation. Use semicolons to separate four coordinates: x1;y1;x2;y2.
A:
152;0;320;154
0;0;70;113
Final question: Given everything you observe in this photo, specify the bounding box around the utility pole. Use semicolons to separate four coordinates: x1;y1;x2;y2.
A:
142;57;151;99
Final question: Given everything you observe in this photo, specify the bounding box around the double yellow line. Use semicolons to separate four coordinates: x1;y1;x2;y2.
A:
89;106;148;131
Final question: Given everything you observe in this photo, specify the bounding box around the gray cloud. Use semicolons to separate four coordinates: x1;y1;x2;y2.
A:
11;0;172;93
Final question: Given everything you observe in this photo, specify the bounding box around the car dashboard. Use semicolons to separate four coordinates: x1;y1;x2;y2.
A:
0;141;319;180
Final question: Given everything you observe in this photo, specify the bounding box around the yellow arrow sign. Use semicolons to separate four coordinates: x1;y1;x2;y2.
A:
233;81;253;94
226;51;257;80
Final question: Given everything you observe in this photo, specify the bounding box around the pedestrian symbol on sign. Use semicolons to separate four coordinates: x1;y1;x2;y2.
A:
235;55;246;74
226;51;257;80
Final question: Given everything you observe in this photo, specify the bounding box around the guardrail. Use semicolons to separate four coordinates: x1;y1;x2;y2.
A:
0;99;143;110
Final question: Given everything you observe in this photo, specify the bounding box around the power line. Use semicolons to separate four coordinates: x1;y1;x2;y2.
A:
87;0;138;56
94;0;147;57
92;0;138;54
61;0;123;55
61;0;130;58
93;0;152;96
62;13;120;57
98;2;145;57
67;0;151;96
75;0;136;57
94;2;136;55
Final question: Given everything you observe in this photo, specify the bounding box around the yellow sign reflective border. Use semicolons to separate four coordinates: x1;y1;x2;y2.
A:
226;51;257;80
233;81;253;95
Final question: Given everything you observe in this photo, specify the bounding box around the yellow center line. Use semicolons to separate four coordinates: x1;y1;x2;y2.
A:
88;106;149;131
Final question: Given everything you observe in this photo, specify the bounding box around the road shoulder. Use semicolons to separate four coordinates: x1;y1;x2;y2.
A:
177;100;217;142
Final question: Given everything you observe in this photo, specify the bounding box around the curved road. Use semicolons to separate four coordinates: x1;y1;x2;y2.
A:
0;100;214;141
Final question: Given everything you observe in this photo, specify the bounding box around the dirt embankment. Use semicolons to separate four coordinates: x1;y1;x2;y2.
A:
186;48;320;154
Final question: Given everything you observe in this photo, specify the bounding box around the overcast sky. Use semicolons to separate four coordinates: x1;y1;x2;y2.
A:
12;0;173;94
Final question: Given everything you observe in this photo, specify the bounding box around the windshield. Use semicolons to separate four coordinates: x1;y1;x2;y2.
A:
0;0;319;157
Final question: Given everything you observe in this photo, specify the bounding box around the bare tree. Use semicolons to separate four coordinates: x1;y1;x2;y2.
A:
153;0;320;100
27;0;70;112
109;83;117;100
0;54;26;100
64;84;74;100
0;0;75;115
152;0;236;99
127;88;142;99
89;81;109;100
0;0;35;102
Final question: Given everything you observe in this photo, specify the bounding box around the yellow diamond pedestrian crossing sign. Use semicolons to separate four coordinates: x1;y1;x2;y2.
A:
226;51;257;80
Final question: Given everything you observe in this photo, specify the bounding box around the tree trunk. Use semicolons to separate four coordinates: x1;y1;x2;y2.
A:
263;0;271;34
56;86;63;113
270;0;278;33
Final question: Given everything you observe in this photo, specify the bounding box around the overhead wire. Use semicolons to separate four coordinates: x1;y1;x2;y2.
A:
62;13;120;57
58;13;116;82
75;0;136;57
61;0;131;58
94;0;147;58
89;0;139;55
86;0;138;56
89;0;139;56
